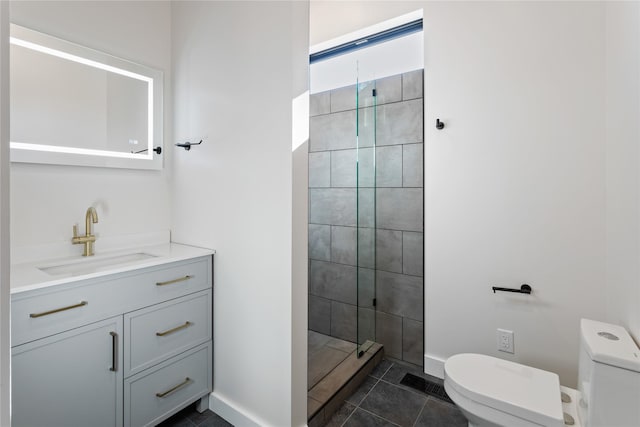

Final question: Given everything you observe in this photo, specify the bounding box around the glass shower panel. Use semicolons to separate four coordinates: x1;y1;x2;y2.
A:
356;76;376;357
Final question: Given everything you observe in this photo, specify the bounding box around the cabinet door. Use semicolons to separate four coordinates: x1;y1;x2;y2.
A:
12;316;123;427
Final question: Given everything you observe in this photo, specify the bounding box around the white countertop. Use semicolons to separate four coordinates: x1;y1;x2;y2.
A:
11;242;215;295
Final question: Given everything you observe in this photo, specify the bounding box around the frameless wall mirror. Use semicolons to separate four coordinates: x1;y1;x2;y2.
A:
9;24;163;170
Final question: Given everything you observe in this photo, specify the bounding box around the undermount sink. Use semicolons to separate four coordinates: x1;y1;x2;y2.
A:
38;252;157;277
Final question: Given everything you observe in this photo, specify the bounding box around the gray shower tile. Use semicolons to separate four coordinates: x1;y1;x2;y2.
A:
376;74;403;105
359;74;402;107
376;229;403;273
309;151;331;188
309;224;331;261
358;188;375;228
357;307;376;345
357;147;375;188
376;99;423;146
308;345;351;389
402;318;423;366
377;188;423;232
376;311;403;360
331;226;356;266
402;232;423;276
331;149;356;187
376;145;403;187
309;260;356;305
331;301;357;342
358;228;375;269
357;106;376;148
326;336;357;353
309;188;356;227
356;80;377;108
309;295;331;335
357;268;375;309
376;271;423;321
402;69;423;100
331;84;357;112
308;330;331;355
310;110;357;152
310;91;331;116
403;143;423;187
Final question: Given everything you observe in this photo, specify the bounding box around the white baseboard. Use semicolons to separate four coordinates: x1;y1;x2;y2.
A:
424;354;445;379
208;392;266;427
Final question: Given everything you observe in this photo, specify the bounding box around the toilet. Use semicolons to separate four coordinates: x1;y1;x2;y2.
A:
444;319;640;426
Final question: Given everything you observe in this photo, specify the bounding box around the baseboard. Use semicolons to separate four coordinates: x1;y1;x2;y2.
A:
424;354;445;379
208;392;265;427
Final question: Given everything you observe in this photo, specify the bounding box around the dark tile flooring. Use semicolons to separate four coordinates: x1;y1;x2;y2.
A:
162;359;467;427
157;402;232;427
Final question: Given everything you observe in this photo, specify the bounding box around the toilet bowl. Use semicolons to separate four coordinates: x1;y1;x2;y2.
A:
443;319;640;427
445;353;565;427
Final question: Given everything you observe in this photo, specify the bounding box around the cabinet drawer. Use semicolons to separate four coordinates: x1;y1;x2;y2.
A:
124;342;212;427
12;256;212;346
125;290;211;377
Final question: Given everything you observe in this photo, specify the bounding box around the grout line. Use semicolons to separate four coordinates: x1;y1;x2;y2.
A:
378;376;436;399
354;407;403;427
412;399;429;427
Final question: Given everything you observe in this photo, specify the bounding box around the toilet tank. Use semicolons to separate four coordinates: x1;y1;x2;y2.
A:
577;319;640;427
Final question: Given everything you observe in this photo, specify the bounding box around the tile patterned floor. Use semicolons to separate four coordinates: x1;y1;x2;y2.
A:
162;359;467;427
324;359;468;427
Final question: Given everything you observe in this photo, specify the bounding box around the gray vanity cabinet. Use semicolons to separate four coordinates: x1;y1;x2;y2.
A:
11;253;213;427
12;316;124;427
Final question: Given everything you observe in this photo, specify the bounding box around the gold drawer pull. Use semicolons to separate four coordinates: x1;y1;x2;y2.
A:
156;275;193;286
156;377;191;398
29;301;88;318
156;321;193;337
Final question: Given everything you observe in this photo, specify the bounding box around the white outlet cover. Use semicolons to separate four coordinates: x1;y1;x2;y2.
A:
497;328;514;354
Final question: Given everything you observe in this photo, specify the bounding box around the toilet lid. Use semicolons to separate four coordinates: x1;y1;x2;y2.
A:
445;353;564;426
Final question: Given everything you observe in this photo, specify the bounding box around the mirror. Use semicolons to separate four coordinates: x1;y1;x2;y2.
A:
9;24;163;170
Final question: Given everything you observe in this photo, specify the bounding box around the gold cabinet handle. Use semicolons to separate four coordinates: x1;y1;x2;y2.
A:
156;275;193;286
109;331;118;372
156;321;193;337
29;301;88;318
156;377;191;398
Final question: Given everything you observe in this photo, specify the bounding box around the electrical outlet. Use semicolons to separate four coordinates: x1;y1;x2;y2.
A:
497;329;514;353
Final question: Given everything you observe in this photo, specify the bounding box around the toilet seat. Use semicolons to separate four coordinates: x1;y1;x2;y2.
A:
444;353;565;426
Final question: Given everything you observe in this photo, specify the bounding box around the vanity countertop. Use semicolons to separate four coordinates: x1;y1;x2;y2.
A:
11;242;215;295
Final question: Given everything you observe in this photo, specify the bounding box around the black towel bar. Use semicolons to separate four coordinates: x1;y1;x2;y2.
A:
492;284;532;294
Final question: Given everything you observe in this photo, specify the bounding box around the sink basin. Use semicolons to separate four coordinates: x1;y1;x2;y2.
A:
38;252;157;277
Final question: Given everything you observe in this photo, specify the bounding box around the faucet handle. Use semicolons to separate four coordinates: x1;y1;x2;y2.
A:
72;224;78;238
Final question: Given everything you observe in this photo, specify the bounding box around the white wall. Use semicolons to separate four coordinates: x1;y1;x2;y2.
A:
605;1;640;343
171;2;308;426
0;1;10;425
424;0;606;387
311;1;614;387
9;1;172;258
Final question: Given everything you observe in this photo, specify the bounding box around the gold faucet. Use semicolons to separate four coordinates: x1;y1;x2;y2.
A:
72;207;99;256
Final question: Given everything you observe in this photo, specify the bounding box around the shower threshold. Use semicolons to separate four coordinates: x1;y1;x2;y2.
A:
307;332;383;426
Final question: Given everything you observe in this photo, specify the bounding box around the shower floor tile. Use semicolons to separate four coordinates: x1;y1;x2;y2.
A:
307;332;383;426
308;330;357;390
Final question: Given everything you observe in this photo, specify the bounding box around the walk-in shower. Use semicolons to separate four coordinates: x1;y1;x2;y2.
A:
307;68;424;424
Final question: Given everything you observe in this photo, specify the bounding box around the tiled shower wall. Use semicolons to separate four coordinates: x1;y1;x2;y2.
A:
308;70;424;366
